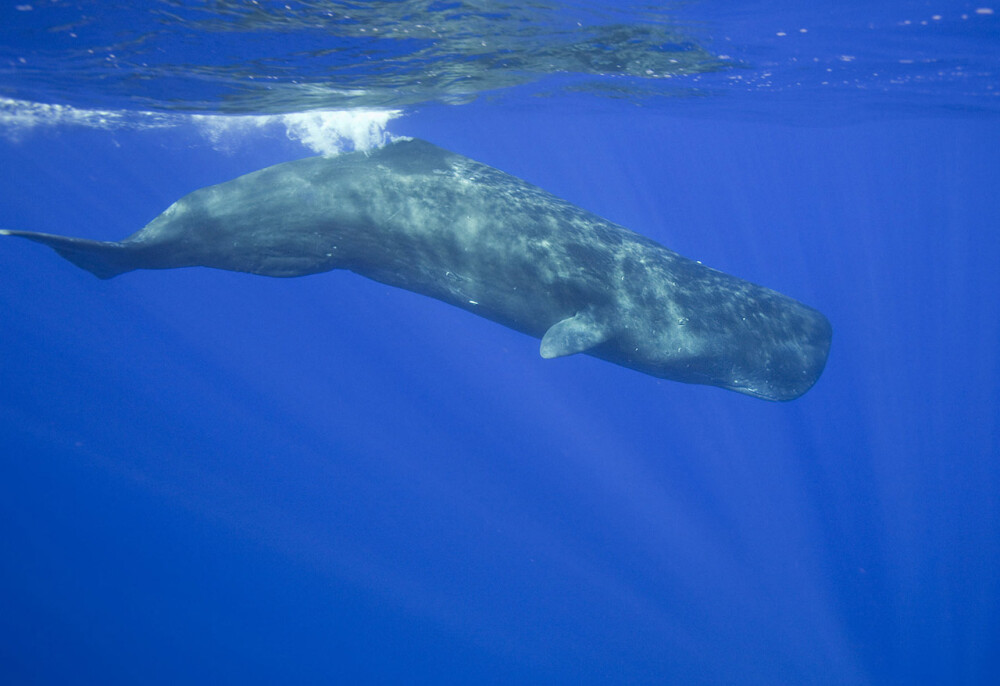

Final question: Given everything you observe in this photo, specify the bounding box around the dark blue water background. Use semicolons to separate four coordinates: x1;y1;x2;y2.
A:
1;2;998;683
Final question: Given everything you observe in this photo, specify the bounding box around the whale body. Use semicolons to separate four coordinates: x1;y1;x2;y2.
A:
2;138;831;400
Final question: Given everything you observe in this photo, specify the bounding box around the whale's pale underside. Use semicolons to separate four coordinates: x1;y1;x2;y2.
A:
2;139;831;400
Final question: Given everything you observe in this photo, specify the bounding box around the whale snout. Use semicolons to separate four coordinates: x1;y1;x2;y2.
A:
736;310;832;401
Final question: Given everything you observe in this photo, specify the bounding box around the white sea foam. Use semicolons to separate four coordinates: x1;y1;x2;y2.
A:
0;97;401;154
192;109;401;155
282;110;401;155
0;97;176;140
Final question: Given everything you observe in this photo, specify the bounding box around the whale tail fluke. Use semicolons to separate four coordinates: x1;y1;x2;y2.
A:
0;229;135;279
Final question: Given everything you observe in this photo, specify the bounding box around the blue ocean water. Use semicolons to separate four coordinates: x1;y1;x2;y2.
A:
1;2;998;684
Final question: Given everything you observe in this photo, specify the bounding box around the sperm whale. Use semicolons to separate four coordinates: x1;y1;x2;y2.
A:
1;138;831;400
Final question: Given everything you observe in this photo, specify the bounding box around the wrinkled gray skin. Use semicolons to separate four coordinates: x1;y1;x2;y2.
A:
2;138;831;400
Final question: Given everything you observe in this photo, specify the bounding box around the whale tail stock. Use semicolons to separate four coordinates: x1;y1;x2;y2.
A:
0;229;135;279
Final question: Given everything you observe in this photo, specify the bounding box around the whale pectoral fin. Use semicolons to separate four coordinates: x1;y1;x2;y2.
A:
540;310;613;359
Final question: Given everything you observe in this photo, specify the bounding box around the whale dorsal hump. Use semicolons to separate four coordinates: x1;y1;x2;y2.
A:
540;309;613;359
